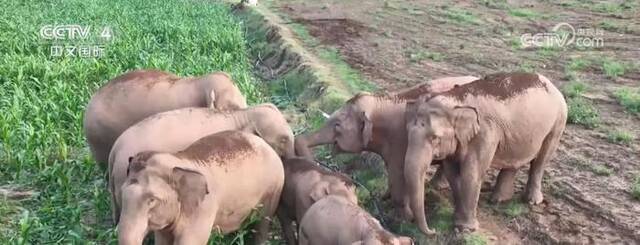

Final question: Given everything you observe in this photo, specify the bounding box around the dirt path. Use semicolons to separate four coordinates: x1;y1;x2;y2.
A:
262;0;640;244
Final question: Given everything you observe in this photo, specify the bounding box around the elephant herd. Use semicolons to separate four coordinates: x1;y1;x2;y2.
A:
83;69;567;244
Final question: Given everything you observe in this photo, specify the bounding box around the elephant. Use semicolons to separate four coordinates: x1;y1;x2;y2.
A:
117;130;284;245
298;195;413;245
404;72;567;233
294;76;478;227
84;69;247;166
109;104;294;222
277;157;359;245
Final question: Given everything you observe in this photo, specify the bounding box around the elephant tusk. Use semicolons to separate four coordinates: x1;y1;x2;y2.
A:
318;109;330;119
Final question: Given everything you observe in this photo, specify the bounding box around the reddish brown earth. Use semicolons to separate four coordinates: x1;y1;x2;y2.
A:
262;0;640;244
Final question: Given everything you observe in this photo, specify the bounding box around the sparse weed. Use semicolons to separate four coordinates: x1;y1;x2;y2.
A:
567;97;600;128
614;87;640;114
478;0;508;9
518;61;536;72
494;200;528;218
591;1;637;15
601;59;627;78
591;165;614;176
562;81;588;98
573;159;614;176
409;50;445;62
443;7;480;25
632;176;640;200
463;233;488;245
607;130;635;145
567;58;591;71
599;20;628;33
509;9;543;19
564;58;591;80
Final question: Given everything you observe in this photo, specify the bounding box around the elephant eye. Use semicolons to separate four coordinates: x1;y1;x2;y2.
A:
148;197;157;206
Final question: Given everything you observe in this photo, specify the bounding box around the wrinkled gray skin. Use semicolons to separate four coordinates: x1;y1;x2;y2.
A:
118;131;284;245
294;76;478;225
277;157;359;245
404;73;567;233
84;69;247;166
298;195;413;245
109;104;294;222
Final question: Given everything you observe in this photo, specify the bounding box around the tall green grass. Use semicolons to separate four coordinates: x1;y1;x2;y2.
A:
0;0;263;243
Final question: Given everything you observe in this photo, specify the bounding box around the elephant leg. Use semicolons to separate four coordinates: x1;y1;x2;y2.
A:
386;156;412;220
455;146;495;233
154;231;173;245
490;168;517;203
276;208;297;245
253;188;282;245
252;217;272;245
429;165;449;190
442;161;461;213
525;130;561;205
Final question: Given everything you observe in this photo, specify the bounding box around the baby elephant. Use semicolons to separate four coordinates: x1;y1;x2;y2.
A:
277;158;359;245
117;130;284;245
84;69;247;166
299;195;413;245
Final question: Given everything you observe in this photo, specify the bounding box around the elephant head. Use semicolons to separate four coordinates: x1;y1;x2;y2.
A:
360;219;414;245
309;178;358;206
245;104;296;159
295;93;375;158
117;152;208;245
403;98;479;234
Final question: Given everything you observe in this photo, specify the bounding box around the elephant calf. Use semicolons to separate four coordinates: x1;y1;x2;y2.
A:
404;72;567;233
299;195;413;245
109;104;294;222
277;157;358;245
117;130;284;244
84;69;247;166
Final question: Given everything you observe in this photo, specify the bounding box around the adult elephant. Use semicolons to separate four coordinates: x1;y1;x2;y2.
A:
294;76;477;231
404;72;567;233
84;69;247;166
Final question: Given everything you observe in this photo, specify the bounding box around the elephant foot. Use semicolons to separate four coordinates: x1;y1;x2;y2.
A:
454;219;479;234
419;226;437;236
524;189;544;205
489;189;514;204
429;175;449;190
399;206;414;221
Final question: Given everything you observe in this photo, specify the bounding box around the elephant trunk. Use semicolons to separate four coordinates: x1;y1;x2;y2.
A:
404;137;435;235
117;201;149;245
294;122;335;159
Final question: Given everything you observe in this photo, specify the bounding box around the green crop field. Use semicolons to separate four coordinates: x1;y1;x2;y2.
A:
0;0;264;243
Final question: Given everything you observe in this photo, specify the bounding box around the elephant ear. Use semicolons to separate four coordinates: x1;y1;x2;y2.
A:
452;106;479;145
172;167;209;215
241;123;263;138
359;111;373;148
309;182;330;202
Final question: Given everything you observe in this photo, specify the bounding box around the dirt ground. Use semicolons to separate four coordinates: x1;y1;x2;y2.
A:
263;0;640;244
